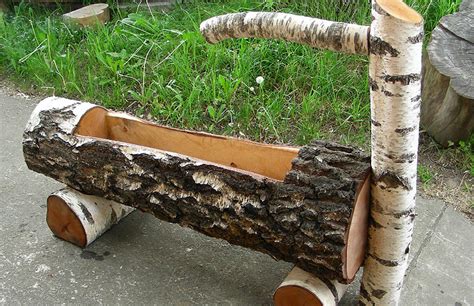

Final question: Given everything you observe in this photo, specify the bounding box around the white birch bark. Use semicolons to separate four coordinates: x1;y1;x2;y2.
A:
274;266;348;306
360;0;424;304
48;187;135;247
200;12;369;55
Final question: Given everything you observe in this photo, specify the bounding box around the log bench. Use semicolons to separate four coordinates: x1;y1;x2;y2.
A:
421;0;474;146
22;0;424;304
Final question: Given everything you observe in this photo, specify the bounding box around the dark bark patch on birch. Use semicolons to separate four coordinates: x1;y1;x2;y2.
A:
326;23;344;51
382;73;421;85
395;126;417;136
369;216;385;229
369;254;399;267
78;202;94;224
392;208;416;219
359;283;375;304
370;36;400;57
372;289;387;299
411;94;421;103
320;276;340;304
369;77;379;91
407;32;424;44
375;171;412;191
382;88;402;97
371;119;381;127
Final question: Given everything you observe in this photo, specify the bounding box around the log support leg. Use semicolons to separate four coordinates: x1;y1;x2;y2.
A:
274;267;349;306
47;187;135;248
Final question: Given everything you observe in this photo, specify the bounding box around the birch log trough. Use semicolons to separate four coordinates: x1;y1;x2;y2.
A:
47;187;135;247
23;97;370;283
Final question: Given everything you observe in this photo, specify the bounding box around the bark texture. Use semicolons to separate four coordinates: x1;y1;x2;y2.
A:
48;187;135;247
23;97;370;283
200;12;369;55
360;0;424;304
274;266;348;306
421;2;474;146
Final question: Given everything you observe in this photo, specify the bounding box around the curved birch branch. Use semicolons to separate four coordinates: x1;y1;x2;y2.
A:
200;12;369;55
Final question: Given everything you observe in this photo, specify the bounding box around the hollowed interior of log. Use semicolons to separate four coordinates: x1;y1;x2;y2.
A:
47;195;87;248
74;107;299;181
74;106;369;280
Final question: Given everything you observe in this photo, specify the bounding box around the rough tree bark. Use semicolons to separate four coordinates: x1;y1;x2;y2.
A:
47;187;135;247
360;0;423;304
200;12;369;55
273;266;349;306
23;97;370;283
421;1;474;146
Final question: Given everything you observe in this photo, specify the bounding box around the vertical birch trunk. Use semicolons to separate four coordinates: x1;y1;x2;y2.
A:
360;0;423;304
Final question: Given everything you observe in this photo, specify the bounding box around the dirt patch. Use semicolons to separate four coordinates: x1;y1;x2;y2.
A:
418;133;473;220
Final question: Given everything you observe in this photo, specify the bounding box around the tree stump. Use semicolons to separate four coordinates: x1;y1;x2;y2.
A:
63;3;110;27
421;0;474;146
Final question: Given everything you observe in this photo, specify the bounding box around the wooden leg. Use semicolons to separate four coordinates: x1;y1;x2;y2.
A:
273;267;349;306
46;187;135;248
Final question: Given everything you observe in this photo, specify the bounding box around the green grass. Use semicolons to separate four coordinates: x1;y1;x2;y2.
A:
418;164;434;187
0;0;464;149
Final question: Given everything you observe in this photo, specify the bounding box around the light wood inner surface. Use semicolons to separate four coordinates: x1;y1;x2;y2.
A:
274;285;322;306
343;175;370;280
76;109;300;181
376;0;423;23
47;195;87;248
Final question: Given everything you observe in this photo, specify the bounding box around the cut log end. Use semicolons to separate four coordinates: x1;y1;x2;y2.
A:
63;3;110;27
376;0;423;24
274;286;323;306
46;187;135;247
47;194;87;248
274;267;349;306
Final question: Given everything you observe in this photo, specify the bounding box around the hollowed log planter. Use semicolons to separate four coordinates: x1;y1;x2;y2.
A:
23;97;370;283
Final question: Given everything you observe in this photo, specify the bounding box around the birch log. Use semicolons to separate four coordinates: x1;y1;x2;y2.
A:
47;187;135;247
23;97;371;283
360;0;423;304
200;12;369;55
273;266;349;306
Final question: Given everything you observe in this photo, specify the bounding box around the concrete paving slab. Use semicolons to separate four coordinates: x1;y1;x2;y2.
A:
1;93;472;305
401;205;474;305
340;196;449;305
